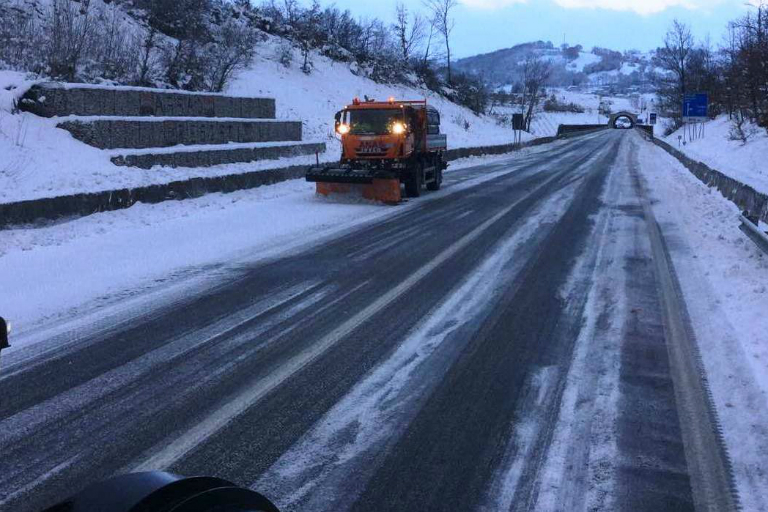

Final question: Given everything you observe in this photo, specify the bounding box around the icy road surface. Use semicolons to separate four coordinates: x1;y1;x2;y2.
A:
1;130;762;512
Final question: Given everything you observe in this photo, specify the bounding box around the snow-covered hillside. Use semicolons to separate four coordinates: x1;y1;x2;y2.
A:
0;36;521;205
565;52;601;73
456;42;657;93
664;116;768;195
229;34;524;153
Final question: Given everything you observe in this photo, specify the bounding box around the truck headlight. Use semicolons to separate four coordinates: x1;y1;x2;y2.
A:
337;123;350;135
391;122;406;135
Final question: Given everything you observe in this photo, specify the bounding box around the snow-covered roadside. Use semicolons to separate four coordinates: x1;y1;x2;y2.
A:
664;116;768;195
0;151;524;350
638;134;768;511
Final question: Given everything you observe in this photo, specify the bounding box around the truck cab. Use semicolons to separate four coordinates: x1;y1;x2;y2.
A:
325;98;448;197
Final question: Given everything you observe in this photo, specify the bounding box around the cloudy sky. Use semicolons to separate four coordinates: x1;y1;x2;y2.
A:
299;0;757;58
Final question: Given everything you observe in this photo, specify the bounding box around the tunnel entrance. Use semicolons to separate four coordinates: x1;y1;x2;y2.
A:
609;111;637;129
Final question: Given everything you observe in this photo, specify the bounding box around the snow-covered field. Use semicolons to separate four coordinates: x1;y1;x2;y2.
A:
640;138;768;511
664;115;768;195
0;34;521;205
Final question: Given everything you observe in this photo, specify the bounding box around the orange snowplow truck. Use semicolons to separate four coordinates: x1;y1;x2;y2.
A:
306;98;448;203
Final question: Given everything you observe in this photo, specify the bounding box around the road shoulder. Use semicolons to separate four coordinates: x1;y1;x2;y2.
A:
637;132;768;512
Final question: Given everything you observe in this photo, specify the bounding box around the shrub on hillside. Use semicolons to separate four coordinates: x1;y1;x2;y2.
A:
543;95;585;113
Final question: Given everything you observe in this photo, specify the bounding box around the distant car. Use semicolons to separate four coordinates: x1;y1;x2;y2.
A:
615;117;633;129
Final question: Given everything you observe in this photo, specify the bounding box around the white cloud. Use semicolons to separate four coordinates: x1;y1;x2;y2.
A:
459;0;527;9
553;0;721;15
460;0;737;14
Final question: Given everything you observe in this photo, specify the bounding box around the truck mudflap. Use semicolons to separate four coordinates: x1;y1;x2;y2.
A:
307;166;401;204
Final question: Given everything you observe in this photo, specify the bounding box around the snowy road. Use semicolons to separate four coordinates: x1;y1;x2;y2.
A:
0;130;748;511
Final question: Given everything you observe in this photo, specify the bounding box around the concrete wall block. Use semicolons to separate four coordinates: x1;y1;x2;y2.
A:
139;91;155;116
59;119;308;149
66;89;87;116
213;96;234;118
196;95;217;117
232;148;253;163
138;122;153;149
111;142;326;169
160;121;179;147
99;89;117;116
43;88;67;118
59;121;97;147
82;89;103;116
116;90;141;116
119;120;141;149
19;86;59;117
19;84;279;119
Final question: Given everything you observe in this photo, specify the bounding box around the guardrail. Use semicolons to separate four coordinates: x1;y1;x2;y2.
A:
649;138;768;226
739;214;768;255
556;124;608;137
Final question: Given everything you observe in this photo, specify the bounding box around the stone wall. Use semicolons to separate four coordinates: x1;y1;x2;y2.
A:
112;142;326;169
20;83;275;119
59;119;303;149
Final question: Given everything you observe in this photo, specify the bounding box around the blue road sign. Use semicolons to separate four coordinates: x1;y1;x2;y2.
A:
683;93;708;121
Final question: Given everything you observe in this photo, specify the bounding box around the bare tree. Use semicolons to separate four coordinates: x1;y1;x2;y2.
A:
46;0;95;81
422;17;435;65
136;26;159;85
425;0;458;84
204;18;259;92
656;19;694;121
0;2;43;72
392;3;424;62
519;56;551;131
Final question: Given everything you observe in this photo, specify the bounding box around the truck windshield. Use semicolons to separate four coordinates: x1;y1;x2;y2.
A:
347;109;403;135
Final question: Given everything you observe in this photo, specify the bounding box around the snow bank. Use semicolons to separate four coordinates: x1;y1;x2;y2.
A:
640;135;768;511
664;116;768;195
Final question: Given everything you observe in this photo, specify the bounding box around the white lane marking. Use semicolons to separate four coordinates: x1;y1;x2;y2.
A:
131;169;570;472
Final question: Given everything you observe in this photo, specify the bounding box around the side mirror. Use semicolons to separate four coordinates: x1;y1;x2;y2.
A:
0;317;9;351
334;110;342;132
43;472;281;512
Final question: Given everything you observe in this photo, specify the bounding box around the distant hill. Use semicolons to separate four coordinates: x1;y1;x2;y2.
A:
455;41;657;94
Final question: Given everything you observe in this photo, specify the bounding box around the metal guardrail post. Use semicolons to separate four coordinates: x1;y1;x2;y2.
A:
739;213;768;255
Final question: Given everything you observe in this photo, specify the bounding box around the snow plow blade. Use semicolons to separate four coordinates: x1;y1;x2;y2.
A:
306;167;401;204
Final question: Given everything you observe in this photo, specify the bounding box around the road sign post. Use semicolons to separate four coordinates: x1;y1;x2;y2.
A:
683;93;708;122
682;93;708;142
512;113;525;145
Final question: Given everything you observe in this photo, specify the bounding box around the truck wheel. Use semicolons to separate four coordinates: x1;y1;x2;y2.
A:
405;167;422;197
427;167;442;191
